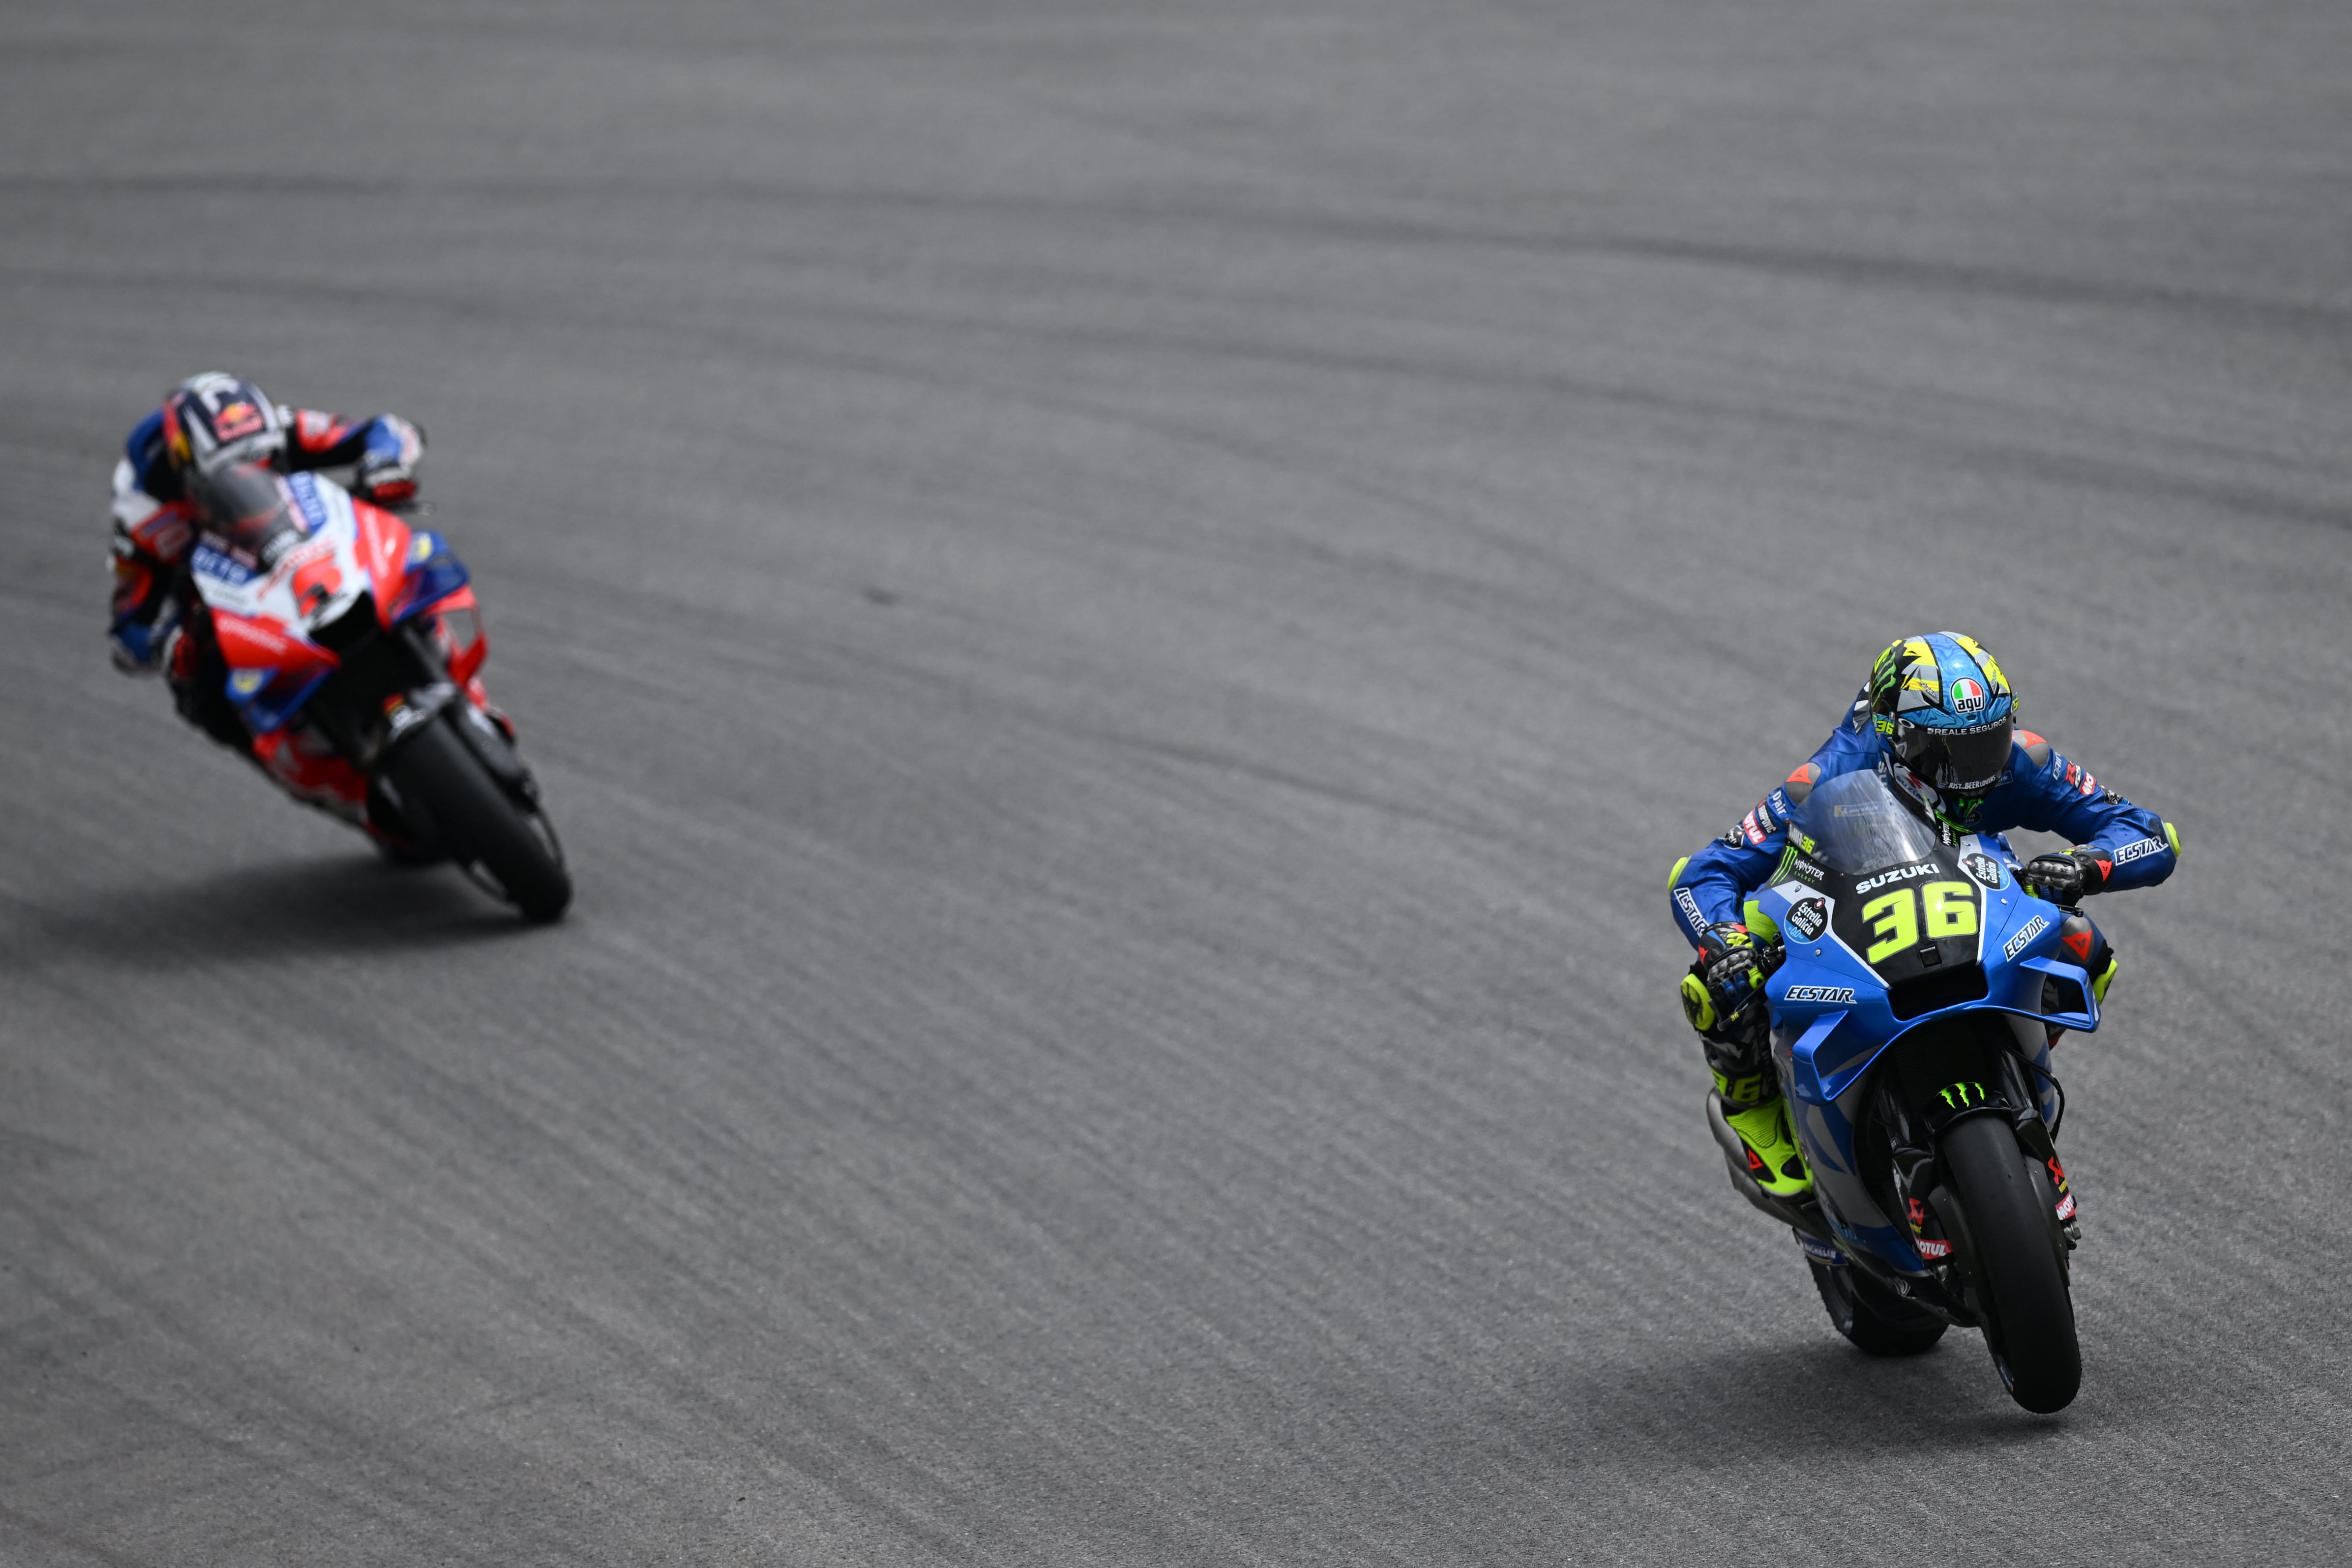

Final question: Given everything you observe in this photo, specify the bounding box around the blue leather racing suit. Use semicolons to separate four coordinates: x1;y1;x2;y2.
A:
1669;691;2180;948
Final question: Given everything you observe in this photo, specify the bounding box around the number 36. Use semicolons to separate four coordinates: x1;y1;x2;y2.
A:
1860;880;1978;964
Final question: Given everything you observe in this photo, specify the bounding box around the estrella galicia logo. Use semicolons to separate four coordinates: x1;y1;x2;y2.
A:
1784;984;1856;1004
1961;851;2006;889
2002;914;2049;960
1786;896;1829;942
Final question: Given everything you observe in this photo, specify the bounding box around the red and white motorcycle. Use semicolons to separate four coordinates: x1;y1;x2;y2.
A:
184;464;570;921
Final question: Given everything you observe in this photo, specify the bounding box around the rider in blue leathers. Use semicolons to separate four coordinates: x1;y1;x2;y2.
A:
1668;633;2181;1197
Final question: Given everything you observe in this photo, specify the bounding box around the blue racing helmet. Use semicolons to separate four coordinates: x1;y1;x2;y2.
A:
1867;632;2016;823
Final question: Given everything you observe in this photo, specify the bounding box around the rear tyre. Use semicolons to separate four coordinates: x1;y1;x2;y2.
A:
387;712;572;922
1809;1257;1947;1356
1940;1114;2079;1413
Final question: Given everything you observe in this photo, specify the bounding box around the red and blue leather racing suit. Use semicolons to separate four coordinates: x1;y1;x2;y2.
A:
1669;692;2181;1014
107;403;424;750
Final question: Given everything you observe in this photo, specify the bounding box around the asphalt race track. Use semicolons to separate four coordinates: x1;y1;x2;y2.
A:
3;2;2350;1563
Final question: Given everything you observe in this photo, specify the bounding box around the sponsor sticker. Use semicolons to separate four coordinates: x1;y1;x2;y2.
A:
1855;861;1936;893
288;472;336;535
2002;914;2049;960
1674;886;1707;935
1915;1238;1953;1260
1951;676;1986;714
1783;984;1855;1004
1961;851;2006;889
2055;1192;2077;1221
1798;1234;1845;1266
1785;897;1829;943
2113;835;2165;865
228;669;267;698
190;543;256;586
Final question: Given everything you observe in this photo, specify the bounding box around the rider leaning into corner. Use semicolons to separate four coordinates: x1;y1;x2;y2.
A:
107;371;426;758
1668;633;2182;1200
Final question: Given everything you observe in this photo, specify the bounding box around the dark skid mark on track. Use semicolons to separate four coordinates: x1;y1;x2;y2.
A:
5;171;2342;337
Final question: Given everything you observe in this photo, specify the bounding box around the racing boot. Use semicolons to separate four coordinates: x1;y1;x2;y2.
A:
1716;1069;1813;1199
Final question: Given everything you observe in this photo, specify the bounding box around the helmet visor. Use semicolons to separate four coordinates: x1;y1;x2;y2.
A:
1897;717;2013;799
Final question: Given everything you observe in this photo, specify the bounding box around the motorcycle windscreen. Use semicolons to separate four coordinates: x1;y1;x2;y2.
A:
1789;769;1941;876
190;463;307;567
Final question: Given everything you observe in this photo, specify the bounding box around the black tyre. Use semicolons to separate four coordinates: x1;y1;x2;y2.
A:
1808;1255;1947;1356
387;712;571;922
1940;1114;2079;1413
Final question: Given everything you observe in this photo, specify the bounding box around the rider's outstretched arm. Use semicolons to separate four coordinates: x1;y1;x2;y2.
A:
1667;779;1802;946
280;406;426;502
2008;730;2180;893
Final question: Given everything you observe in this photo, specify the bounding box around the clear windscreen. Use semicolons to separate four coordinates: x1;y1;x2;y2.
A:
191;463;306;566
1791;768;1942;875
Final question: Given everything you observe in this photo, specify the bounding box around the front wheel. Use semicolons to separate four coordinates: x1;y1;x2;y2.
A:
1941;1114;2079;1412
1809;1256;1947;1356
386;711;572;922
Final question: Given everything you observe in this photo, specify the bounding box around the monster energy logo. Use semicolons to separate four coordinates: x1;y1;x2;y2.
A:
1938;1081;1988;1109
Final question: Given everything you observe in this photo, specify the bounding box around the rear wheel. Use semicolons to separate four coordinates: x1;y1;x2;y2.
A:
1940;1114;2079;1412
1809;1255;1947;1356
387;712;571;922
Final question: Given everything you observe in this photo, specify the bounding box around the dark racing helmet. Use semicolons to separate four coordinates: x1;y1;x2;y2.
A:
160;372;287;477
1867;632;2016;826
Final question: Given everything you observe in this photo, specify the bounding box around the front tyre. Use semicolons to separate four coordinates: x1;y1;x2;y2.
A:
1809;1257;1947;1356
1941;1114;2079;1413
387;712;572;922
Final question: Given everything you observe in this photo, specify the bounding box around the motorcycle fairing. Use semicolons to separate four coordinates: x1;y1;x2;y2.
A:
188;473;477;736
387;529;470;624
1757;770;2100;1277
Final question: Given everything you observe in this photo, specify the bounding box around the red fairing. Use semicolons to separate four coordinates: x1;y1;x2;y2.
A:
212;609;337;681
349;498;415;623
252;728;368;817
425;585;489;686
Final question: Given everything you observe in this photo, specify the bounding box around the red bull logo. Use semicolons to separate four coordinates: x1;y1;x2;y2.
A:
212;400;266;441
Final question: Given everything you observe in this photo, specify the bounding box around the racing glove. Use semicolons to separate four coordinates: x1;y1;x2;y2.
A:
2020;848;2114;903
1680;923;1769;1033
352;417;425;505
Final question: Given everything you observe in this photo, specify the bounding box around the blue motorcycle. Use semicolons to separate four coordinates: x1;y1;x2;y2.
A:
1708;768;2097;1412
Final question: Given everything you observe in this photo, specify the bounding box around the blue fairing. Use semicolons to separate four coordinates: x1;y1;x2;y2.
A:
1752;771;2097;1277
388;528;469;623
226;666;332;736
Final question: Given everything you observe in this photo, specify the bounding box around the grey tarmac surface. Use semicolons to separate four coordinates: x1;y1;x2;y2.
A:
3;1;2350;1562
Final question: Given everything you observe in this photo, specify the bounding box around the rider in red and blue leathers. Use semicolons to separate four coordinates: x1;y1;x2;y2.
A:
109;373;425;754
1668;633;2181;1198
